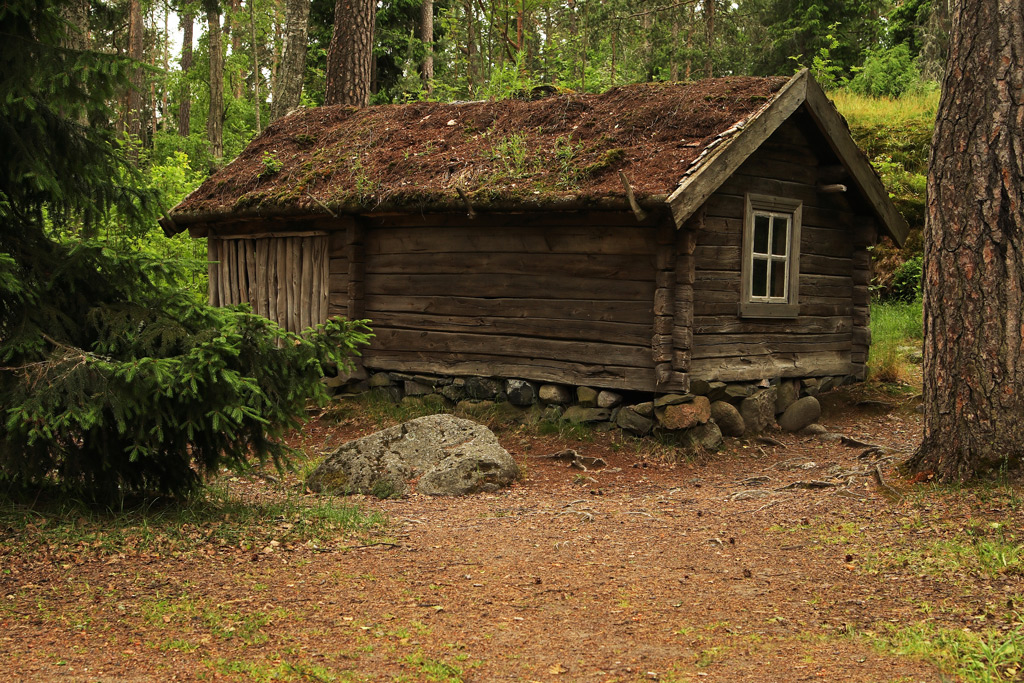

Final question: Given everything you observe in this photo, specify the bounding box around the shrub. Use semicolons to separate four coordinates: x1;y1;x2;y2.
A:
0;241;371;502
849;44;926;98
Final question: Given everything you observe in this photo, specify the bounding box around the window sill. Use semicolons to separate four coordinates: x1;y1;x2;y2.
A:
739;302;800;319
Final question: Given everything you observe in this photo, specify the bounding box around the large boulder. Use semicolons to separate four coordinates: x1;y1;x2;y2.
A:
778;396;822;432
306;414;518;497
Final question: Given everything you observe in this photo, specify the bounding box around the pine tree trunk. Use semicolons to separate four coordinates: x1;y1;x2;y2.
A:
208;8;225;160
249;0;261;134
179;12;193;137
421;0;434;94
123;0;144;141
231;0;243;99
270;0;311;120
910;0;1024;480
324;0;376;107
704;0;714;78
670;17;679;81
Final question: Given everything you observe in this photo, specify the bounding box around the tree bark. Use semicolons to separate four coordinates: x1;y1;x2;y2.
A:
121;0;145;142
910;0;1024;480
271;0;311;120
249;0;261;134
704;0;714;78
324;0;377;107
179;11;193;137
207;8;225;160
421;0;434;94
230;0;243;99
671;17;680;81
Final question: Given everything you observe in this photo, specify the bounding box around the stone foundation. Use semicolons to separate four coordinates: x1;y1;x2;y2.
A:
325;370;855;448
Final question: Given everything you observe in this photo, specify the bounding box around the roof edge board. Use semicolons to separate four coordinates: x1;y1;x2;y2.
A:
800;77;909;246
666;69;810;229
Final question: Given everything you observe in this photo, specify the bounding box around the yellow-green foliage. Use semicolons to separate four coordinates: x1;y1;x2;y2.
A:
833;88;938;237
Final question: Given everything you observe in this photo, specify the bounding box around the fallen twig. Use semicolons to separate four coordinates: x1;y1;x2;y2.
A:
554;510;594;522
873;464;905;500
728;500;780;516
775;480;840;491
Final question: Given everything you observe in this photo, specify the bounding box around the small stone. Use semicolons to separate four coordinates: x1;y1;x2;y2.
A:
778;396;822;432
710;401;745;437
704;381;728;402
562;406;612;423
658;396;711;430
506;379;537;406
367;386;402;403
367;373;394;388
818;376;839;393
541;404;565;421
631;401;654;418
653;393;695;408
465;377;502;400
689;378;712;396
800;423;828;435
439;384;466;402
615;407;653;436
682;421;723;451
775;380;798;415
597;390;623;409
740;387;778;434
539;384;573;405
801;378;820;396
577;386;599;407
404;380;433;396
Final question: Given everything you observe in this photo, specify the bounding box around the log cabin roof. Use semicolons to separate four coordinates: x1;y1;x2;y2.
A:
165;71;907;245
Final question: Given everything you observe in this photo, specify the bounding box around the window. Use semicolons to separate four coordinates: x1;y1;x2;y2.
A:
740;194;802;318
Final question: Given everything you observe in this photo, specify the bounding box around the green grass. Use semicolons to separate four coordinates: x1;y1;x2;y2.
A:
867;621;1024;682
869;298;923;383
0;480;387;560
832;88;940;130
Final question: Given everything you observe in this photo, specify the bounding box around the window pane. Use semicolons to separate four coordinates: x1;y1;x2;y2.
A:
770;259;787;298
753;215;770;254
771;216;789;256
752;258;768;297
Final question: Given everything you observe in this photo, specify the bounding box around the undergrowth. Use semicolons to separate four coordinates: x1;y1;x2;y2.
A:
0;480;387;559
869;298;923;384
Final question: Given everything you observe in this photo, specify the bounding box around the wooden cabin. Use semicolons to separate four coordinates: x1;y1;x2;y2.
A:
164;70;907;396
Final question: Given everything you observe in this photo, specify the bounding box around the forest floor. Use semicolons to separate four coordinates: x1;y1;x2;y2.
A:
3;382;1023;682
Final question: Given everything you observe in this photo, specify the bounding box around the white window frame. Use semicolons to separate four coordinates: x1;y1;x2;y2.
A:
740;194;802;318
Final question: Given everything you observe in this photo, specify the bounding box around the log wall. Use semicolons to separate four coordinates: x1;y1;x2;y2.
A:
208;233;330;333
689;114;870;382
347;215;664;391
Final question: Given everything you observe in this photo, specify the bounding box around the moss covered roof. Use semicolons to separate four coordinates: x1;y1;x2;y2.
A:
168;76;790;227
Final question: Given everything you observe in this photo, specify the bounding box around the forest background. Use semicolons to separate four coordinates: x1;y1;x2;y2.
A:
92;0;942;300
0;0;942;500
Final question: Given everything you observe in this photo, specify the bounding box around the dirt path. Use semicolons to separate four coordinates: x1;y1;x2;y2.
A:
2;387;1018;682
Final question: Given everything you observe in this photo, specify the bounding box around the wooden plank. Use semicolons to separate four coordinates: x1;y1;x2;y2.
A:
207;238;219;306
673;327;693;350
329;258;348;276
853;285;870;307
689;350;852;383
364;310;653;346
298;237;312;331
255;239;269;317
213;230;329;240
360;351;657;392
852;327;871;347
371;327;654;368
328;230;347;257
366;251;656;280
366;224;657;256
653;315;674;336
653;289;673;316
695;301;852;317
692;340;852;361
289;238;301;332
219;240;230;307
853;307;869;327
267;239;279;326
245;240;258;308
317;236;330;324
362;294;654;325
364;273;654;302
236;240;248;306
693;316;853;335
362;209;652;231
